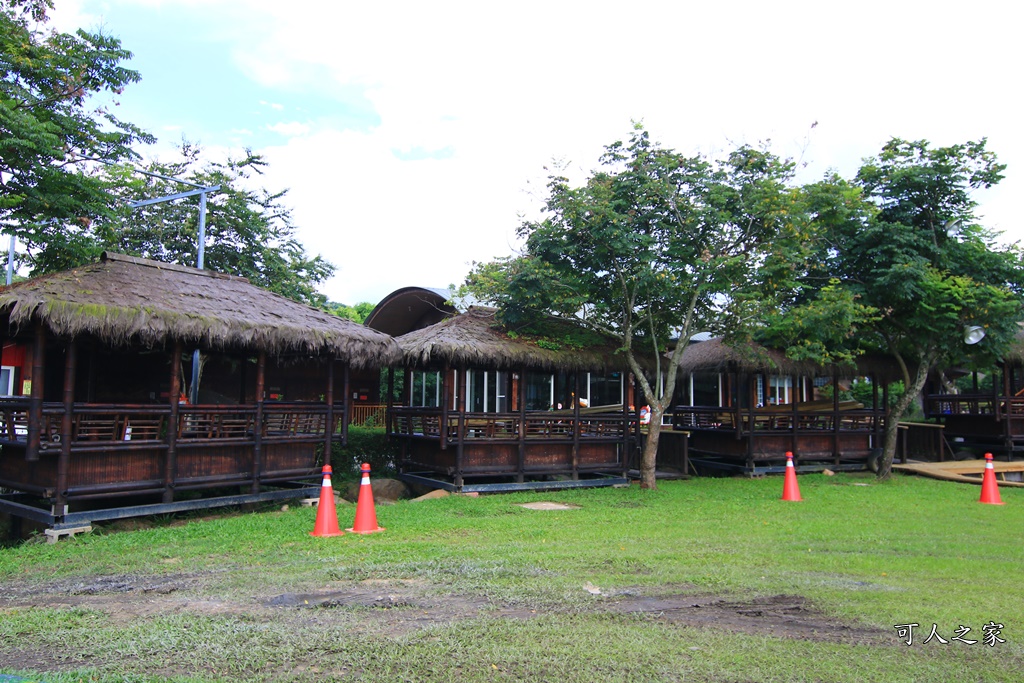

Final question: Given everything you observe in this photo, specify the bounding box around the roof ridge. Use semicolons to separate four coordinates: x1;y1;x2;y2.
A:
101;252;248;282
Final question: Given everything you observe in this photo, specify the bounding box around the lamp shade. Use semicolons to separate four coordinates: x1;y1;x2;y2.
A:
964;325;986;345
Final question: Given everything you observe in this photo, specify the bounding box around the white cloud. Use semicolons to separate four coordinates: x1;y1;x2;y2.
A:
266;122;311;138
53;0;1024;304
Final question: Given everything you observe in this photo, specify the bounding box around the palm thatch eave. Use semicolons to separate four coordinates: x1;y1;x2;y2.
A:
0;252;402;368
676;337;901;382
396;307;637;372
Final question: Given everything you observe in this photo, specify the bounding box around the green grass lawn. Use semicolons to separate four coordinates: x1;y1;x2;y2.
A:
1;472;1021;682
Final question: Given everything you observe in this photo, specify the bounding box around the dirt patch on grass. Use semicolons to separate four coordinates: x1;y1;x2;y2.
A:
611;593;885;645
2;571;889;648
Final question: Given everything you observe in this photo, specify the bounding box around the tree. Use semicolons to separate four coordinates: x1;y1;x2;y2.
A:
766;139;1024;478
326;300;376;323
89;143;335;308
1;0;151;260
461;126;805;489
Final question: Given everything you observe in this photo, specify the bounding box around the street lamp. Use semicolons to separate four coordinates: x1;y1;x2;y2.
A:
964;326;986;345
127;176;220;403
4;159;220;403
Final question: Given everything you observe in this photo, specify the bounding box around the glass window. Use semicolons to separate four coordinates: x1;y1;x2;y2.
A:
588;372;623;407
465;370;508;413
523;372;553;411
410;371;441;407
0;366;13;396
768;376;792;405
691;373;720;407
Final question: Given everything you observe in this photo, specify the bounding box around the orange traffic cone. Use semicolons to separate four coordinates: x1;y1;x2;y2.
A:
782;451;802;502
310;465;345;537
347;463;385;534
979;452;1004;505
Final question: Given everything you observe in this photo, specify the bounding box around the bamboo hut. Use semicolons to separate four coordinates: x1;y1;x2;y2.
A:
672;337;895;474
388;307;638;491
0;253;401;533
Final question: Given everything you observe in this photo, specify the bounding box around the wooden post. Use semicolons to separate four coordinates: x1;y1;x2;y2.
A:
883;382;890;440
441;363;450;451
341;364;350;448
386;366;395;434
791;373;800;457
517;368;526;483
872;373;881;453
56;339;76;520
26;324;44;462
621;382;630;478
571;371;580;480
1002;364;1012;422
832;371;841;466
633;374;642;459
252;351;266;492
397;366;410;466
164;342;182;503
744;373;755;471
323;357;335;470
456;365;466;488
731;369;742;441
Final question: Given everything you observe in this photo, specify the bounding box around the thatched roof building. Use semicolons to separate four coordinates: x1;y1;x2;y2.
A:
676;336;900;381
396;306;632;372
0;252;401;368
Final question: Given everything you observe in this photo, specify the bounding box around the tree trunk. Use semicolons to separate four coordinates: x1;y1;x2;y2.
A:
639;404;665;489
877;357;931;480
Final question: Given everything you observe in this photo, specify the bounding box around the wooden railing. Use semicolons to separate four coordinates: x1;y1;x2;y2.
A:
926;394;998;417
926;393;1024;445
390;407;633;442
0;399;345;452
672;404;883;435
926;393;1024;425
349;403;387;427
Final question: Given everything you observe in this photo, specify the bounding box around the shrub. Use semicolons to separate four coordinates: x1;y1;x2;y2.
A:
330;425;399;479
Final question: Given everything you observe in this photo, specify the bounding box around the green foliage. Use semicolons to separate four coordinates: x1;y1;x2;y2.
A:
847;138;1022;370
954;371;994;393
758;278;879;366
460;125;811;488
331;425;398;478
90;143;335;307
818;379;909;413
467;130;804;354
324;300;375;322
504;319;610;352
764;138;1024;475
1;6;331;306
0;0;152;265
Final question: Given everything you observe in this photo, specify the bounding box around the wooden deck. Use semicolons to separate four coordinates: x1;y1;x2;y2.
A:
389;407;634;488
672;402;883;474
926;394;1024;458
0;400;335;506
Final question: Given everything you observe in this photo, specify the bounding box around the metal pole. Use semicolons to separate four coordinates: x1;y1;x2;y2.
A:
6;234;13;285
197;190;207;269
189;190;209;404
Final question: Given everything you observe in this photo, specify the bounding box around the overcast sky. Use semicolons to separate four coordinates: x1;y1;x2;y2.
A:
53;0;1021;306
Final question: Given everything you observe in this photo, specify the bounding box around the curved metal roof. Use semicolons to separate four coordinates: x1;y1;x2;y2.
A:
364;286;457;337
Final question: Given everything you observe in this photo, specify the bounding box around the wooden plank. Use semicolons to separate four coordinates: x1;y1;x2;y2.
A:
893;459;1024;487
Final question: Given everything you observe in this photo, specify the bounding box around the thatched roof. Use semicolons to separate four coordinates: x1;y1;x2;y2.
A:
396;307;633;372
0;252;402;368
676;338;819;376
999;326;1024;364
676;337;901;381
